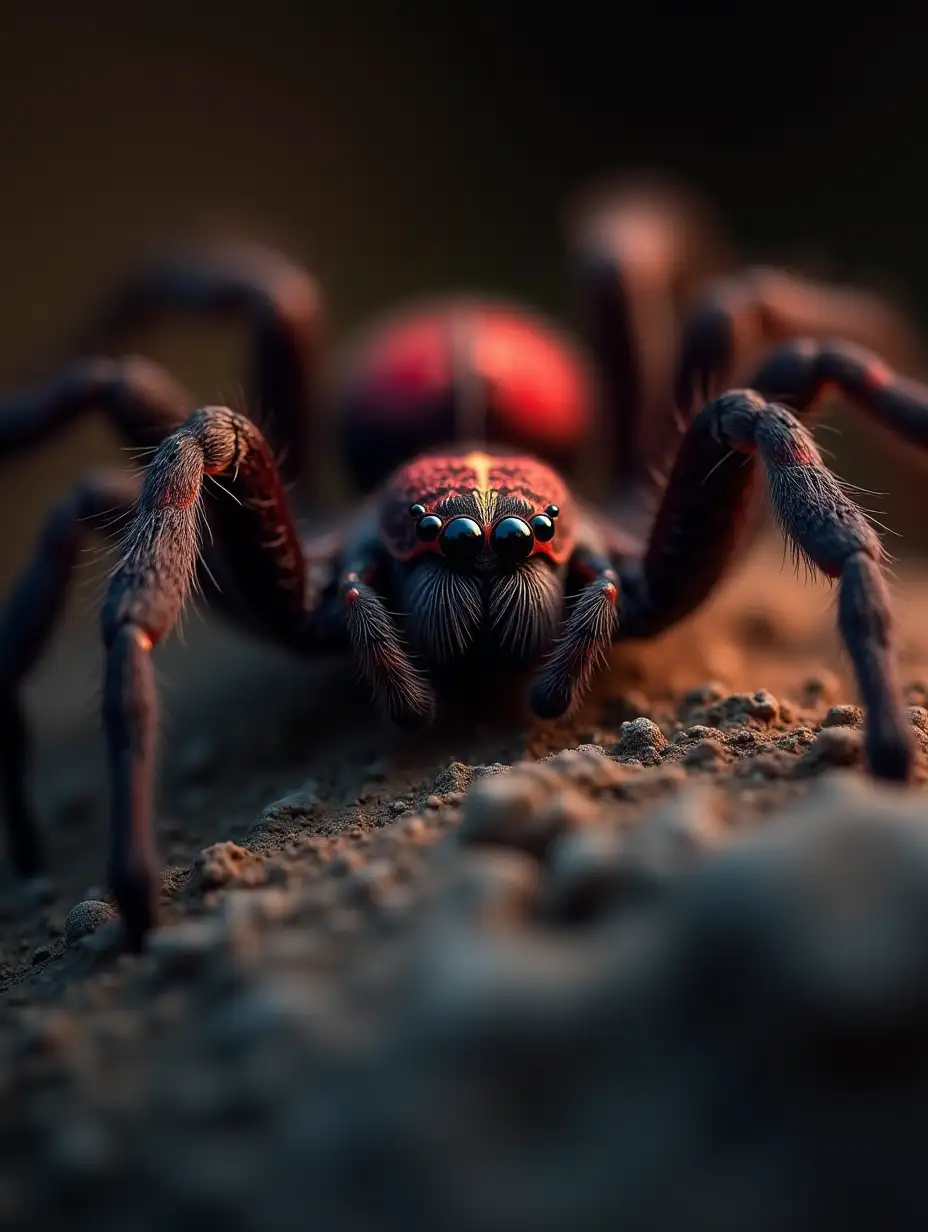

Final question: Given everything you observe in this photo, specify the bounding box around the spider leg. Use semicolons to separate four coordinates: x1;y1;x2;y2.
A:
619;391;913;782
71;242;322;485
567;177;730;495
102;407;431;947
102;405;307;945
0;470;141;877
529;548;620;719
674;267;922;417
0;356;191;458
748;337;928;450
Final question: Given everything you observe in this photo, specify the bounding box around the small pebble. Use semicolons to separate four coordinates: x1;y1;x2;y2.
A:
800;725;863;771
542;827;624;922
822;705;864;729
682;682;727;707
682;739;730;768
65;900;117;946
194;842;260;891
441;849;540;927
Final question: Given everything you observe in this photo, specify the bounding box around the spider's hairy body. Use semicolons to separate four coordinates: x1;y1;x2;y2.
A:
0;178;926;946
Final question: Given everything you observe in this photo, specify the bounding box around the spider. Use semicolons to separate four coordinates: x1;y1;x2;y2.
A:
1;180;926;949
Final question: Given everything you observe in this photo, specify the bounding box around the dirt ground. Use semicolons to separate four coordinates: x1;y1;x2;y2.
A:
2;538;928;1229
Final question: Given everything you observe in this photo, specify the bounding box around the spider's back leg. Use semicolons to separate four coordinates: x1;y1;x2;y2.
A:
674;266;923;419
0;470;141;877
67;241;324;492
565;174;733;512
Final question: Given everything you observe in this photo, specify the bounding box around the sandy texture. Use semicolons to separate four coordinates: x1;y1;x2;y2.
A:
2;539;928;1229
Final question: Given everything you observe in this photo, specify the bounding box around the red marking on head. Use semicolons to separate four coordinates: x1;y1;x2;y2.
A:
602;581;617;604
344;587;361;605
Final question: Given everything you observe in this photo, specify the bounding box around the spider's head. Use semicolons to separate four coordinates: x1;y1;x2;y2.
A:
379;451;575;666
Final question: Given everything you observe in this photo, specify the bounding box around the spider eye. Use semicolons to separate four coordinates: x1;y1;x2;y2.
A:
409;502;426;519
415;513;443;543
545;504;560;519
439;516;484;562
490;516;535;564
530;513;556;542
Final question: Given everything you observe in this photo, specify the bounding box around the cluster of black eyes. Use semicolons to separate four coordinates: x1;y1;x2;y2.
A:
410;502;559;565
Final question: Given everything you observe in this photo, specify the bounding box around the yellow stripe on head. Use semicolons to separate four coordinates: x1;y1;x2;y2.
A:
463;450;496;522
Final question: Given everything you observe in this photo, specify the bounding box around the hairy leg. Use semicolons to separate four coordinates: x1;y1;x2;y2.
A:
102;407;430;946
71;242;323;485
619;391;913;781
0;471;141;876
102;406;307;944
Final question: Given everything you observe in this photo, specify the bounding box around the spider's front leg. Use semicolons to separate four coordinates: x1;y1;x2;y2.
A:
102;408;432;947
102;406;307;945
0;358;197;878
619;391;914;782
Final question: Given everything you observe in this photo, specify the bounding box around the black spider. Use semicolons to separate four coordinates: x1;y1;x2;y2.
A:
0;182;925;949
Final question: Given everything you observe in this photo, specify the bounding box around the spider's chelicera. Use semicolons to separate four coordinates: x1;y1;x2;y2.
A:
0;182;925;948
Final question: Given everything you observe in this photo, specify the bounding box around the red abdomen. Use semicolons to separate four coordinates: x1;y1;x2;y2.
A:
332;296;595;492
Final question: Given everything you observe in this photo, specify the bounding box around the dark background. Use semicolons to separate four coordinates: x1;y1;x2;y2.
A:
1;1;927;586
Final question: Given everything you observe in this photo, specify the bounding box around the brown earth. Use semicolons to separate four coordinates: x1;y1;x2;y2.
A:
1;538;928;1229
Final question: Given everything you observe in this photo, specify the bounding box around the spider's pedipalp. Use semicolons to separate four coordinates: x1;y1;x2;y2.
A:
530;551;620;720
342;574;436;728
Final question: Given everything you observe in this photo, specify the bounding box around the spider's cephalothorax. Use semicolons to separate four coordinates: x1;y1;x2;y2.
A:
376;451;580;673
1;180;927;947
